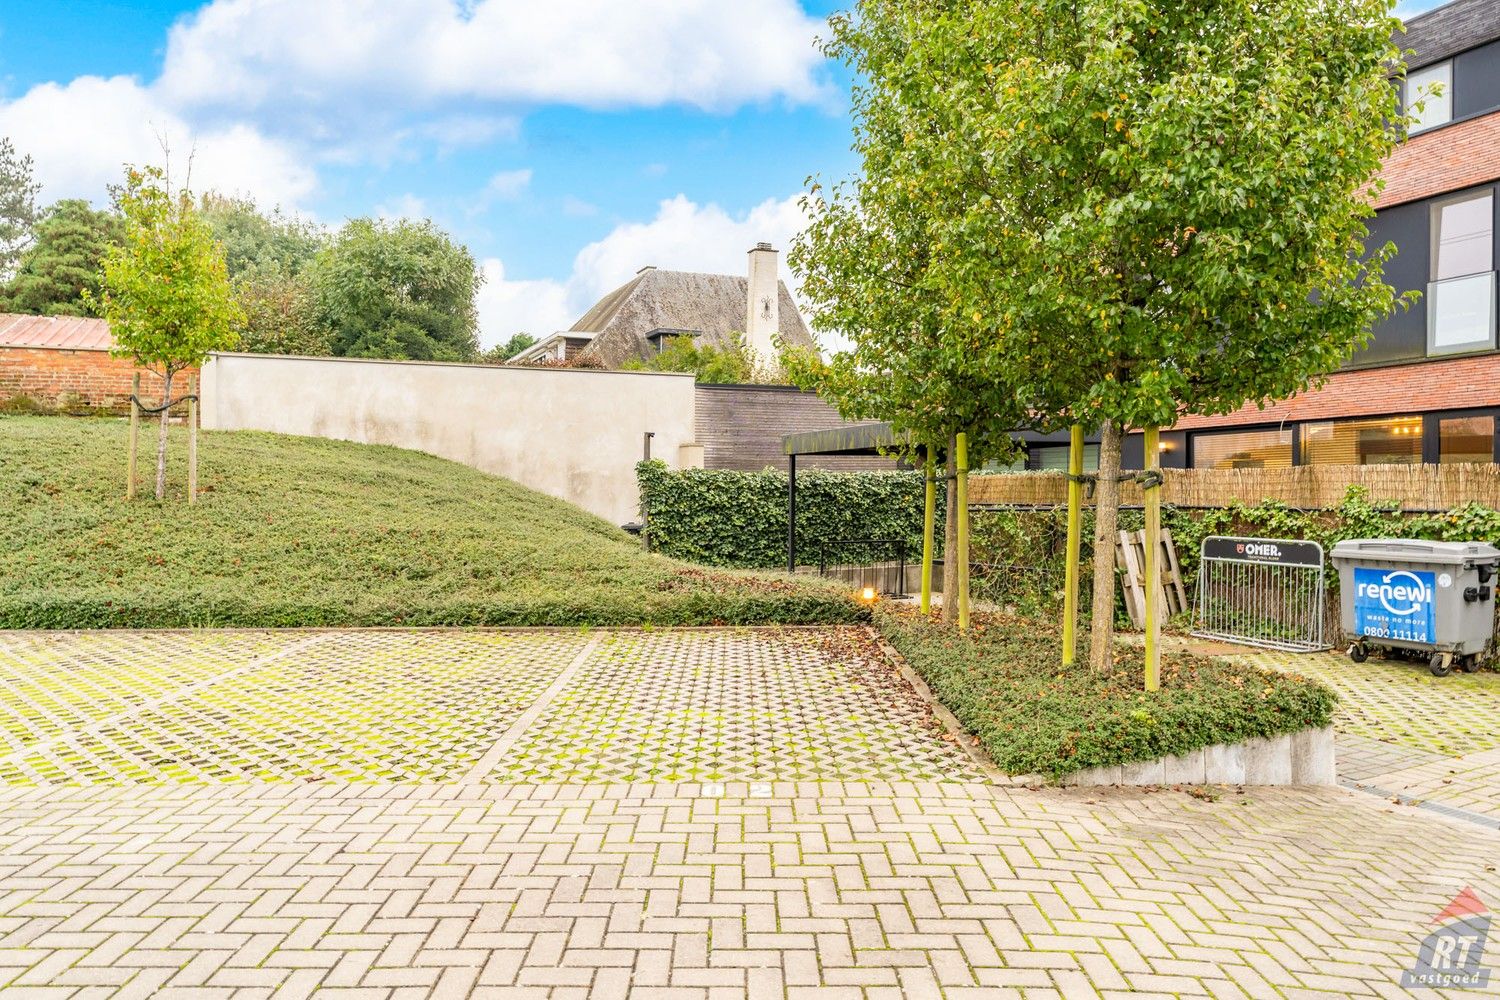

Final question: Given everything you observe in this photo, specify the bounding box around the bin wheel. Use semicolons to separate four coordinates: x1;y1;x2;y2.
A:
1348;643;1368;663
1430;652;1453;677
1461;655;1481;674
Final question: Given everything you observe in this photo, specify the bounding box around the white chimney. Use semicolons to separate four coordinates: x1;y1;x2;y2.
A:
745;242;780;365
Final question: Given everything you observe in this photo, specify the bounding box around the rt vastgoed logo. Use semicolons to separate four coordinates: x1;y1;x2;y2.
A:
1356;569;1434;616
1403;888;1493;990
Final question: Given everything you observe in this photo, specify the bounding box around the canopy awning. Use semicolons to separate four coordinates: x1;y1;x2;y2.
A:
782;421;905;457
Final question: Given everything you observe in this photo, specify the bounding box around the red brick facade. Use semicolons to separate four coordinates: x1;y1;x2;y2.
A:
0;347;196;415
1374;109;1500;209
1174;353;1500;430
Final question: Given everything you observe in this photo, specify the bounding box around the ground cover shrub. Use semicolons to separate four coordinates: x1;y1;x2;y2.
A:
875;604;1336;779
638;460;942;569
0;415;865;628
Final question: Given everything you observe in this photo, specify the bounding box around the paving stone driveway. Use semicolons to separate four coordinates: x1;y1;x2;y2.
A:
1234;645;1500;824
1;628;1498;999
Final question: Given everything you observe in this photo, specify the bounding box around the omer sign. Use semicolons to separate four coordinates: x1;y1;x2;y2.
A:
1353;567;1437;644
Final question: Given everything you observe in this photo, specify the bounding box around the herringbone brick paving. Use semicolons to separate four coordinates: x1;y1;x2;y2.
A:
1;628;1498;997
0;781;1495;998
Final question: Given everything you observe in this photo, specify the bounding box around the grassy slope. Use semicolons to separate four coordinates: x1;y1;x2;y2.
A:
0;416;863;628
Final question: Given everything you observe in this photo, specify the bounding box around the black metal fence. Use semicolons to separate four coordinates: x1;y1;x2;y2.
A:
817;539;909;597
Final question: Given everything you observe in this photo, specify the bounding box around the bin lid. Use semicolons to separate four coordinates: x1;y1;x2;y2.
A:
1329;538;1500;565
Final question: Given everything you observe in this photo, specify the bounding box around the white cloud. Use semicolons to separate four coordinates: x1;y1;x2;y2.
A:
475;257;575;345
484;168;532;201
0;75;316;210
158;0;829;119
376;193;429;220
475;192;811;348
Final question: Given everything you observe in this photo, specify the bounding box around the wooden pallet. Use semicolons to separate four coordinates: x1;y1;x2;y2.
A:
1116;528;1189;628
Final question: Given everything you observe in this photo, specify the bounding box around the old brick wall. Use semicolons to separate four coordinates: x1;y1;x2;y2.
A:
0;347;196;414
693;384;899;471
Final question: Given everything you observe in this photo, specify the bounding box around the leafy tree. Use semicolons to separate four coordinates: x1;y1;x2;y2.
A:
308;217;482;361
199;194;327;356
823;0;1404;666
232;269;332;356
624;333;768;383
0;138;41;279
476;332;536;363
787;7;1036;621
0;200;123;316
96;167;241;500
200;194;323;279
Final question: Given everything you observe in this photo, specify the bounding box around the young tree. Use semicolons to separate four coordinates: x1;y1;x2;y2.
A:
0;138;41;279
834;0;1405;666
97;167;241;500
308;218;482;361
1;200;123;315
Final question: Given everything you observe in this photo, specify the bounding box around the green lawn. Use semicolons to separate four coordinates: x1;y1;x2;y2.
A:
0;416;863;628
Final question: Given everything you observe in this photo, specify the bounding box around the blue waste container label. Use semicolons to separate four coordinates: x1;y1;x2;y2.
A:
1353;566;1436;643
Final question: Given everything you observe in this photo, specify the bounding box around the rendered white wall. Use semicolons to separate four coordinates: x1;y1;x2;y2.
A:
200;353;696;526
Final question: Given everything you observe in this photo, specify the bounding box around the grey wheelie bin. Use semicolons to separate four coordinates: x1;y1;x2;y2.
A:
1330;539;1500;676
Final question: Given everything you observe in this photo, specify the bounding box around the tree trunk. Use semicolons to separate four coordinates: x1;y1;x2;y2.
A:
941;435;958;623
1087;420;1125;671
154;369;173;501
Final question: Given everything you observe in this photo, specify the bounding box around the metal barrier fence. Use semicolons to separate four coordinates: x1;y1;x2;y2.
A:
818;539;908;597
1191;536;1330;652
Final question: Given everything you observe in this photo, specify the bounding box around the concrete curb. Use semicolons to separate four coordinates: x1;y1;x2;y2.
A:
1062;725;1337;787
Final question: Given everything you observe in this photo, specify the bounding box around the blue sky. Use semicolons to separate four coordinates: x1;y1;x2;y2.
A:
0;0;1454;346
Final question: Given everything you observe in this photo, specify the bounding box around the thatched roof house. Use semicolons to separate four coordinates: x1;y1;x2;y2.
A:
514;244;815;368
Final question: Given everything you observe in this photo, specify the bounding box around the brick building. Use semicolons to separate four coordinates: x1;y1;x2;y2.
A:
0;314;183;414
1016;0;1500;473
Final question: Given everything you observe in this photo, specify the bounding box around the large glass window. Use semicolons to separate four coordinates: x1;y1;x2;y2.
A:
1025;444;1099;472
1191;428;1293;469
1300;416;1423;466
1429;192;1496;354
1408;61;1452;133
1440;415;1496;464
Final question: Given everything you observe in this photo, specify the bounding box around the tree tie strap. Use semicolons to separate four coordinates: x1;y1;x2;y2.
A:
131;393;198;415
1135;468;1165;490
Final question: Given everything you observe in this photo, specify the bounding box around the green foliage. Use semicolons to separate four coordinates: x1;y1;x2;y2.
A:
1;199;122;316
877;606;1336;779
788;9;1028;465
624;333;768;384
476;332;537;364
638;460;942;569
0;137;40;278
200;194;328;356
309;217;482;361
200;194;324;280
97;168;240;377
0;416;866;629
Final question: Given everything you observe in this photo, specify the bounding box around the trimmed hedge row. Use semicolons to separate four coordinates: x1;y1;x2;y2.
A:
638;460;945;569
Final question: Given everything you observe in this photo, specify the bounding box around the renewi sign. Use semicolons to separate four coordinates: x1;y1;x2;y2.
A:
1353;567;1436;644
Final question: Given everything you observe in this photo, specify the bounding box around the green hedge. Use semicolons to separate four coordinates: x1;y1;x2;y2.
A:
876;605;1337;779
637;460;944;569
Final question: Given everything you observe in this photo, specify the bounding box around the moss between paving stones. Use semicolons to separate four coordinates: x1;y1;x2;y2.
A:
875;605;1336;780
0;416;865;629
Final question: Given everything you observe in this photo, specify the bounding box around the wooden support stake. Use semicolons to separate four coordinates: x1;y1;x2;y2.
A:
127;373;140;500
1062;424;1083;664
955;432;970;632
920;451;935;613
1144;425;1161;692
187;374;198;505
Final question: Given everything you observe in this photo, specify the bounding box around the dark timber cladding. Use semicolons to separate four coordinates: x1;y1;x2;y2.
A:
782;421;906;573
695;384;897;471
